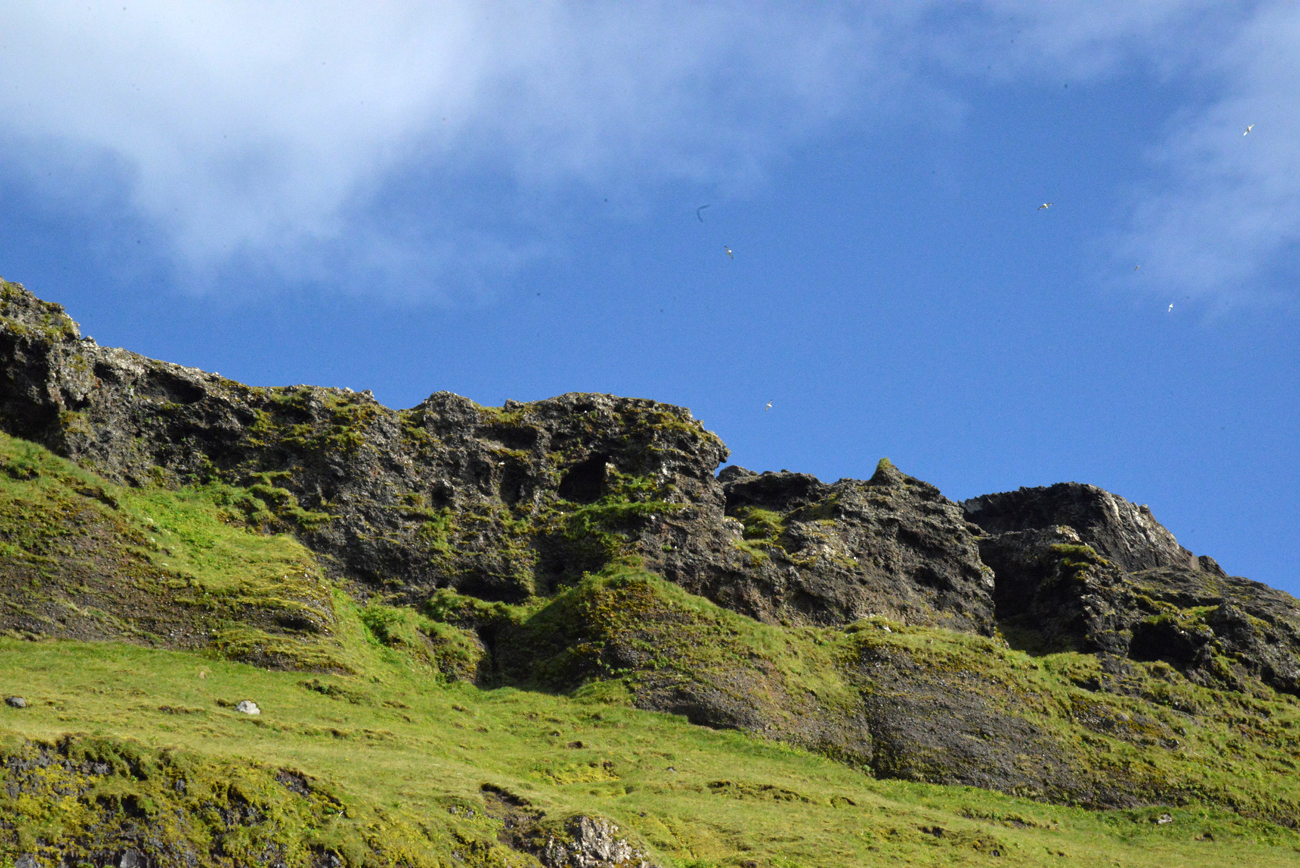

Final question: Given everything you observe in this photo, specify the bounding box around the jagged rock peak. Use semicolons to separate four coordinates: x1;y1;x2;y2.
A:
703;458;996;635
962;481;1198;574
1;279;82;341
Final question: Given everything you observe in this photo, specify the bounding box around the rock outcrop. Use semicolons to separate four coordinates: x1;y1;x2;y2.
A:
0;278;997;634
965;484;1300;695
5;277;1300;818
684;461;996;634
963;482;1198;573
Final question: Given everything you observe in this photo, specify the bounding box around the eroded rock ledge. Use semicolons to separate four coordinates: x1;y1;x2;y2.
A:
5;277;1300;814
3;277;1298;685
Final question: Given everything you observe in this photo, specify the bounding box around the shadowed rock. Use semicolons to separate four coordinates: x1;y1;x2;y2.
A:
962;482;1196;573
676;460;996;633
966;483;1300;694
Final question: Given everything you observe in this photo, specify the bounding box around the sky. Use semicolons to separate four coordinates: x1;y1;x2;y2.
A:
0;2;1296;596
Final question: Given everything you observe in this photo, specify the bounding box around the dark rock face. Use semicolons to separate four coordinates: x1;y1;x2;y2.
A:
671;461;996;634
1127;566;1300;695
975;526;1136;655
966;483;1300;695
0;279;997;634
1;280;726;602
963;482;1196;573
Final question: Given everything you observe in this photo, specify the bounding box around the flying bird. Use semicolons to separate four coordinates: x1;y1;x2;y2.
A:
765;400;773;411
1134;265;1141;271
696;205;710;222
1243;124;1254;136
724;246;734;259
1038;203;1053;210
1168;304;1174;313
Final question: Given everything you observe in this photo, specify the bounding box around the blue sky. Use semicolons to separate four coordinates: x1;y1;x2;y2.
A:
1;2;1297;595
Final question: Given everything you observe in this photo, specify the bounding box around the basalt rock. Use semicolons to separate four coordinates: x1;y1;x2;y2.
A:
669;461;997;634
0;278;996;634
974;526;1136;656
962;482;1196;573
965;484;1300;695
0;279;726;603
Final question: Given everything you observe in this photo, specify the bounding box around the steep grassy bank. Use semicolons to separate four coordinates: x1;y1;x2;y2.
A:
3;430;1300;865
0;432;348;672
5;636;1300;868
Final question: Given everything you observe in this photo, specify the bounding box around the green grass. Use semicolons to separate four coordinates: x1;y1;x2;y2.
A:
5;636;1300;868
5;431;1300;865
0;432;350;671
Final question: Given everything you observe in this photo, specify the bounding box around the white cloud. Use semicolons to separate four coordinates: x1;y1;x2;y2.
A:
1;2;1297;304
1107;3;1300;303
1;4;490;281
0;2;906;296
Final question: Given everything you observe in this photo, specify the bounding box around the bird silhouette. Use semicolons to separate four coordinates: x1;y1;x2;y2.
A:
1038;203;1053;210
696;205;710;222
1244;124;1254;136
724;246;734;259
765;400;773;411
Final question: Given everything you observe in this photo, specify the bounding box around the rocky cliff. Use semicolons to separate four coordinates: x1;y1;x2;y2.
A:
0;279;996;635
4;276;1300;823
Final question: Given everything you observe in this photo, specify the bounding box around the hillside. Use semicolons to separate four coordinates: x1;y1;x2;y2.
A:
2;276;1300;868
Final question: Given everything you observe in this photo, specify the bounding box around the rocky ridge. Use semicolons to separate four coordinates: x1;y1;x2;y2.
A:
0;278;998;636
4;277;1300;817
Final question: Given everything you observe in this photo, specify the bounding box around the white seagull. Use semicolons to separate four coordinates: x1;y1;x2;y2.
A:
1038;202;1053;210
1168;304;1174;313
724;246;734;259
1244;124;1254;136
765;400;773;411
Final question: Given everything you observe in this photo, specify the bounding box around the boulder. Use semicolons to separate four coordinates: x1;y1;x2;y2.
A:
542;815;658;868
662;460;996;633
962;482;1196;573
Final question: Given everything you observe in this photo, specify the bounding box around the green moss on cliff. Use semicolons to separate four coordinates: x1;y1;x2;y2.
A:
0;279;80;343
0;432;348;672
5;411;1300;865
254;388;380;456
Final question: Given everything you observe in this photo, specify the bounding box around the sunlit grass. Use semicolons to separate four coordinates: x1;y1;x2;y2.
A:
3;432;1300;865
4;633;1300;867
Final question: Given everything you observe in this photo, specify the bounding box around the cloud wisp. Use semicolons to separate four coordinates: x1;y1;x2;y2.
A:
1108;3;1300;305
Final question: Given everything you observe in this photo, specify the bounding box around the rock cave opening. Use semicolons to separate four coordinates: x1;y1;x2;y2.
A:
558;454;609;504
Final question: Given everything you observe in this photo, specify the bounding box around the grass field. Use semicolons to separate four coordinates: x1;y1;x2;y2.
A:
4;628;1300;867
3;434;1300;866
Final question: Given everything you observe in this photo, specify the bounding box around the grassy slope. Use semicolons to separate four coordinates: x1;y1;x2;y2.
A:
2;435;1300;866
6;638;1300;868
0;432;347;671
